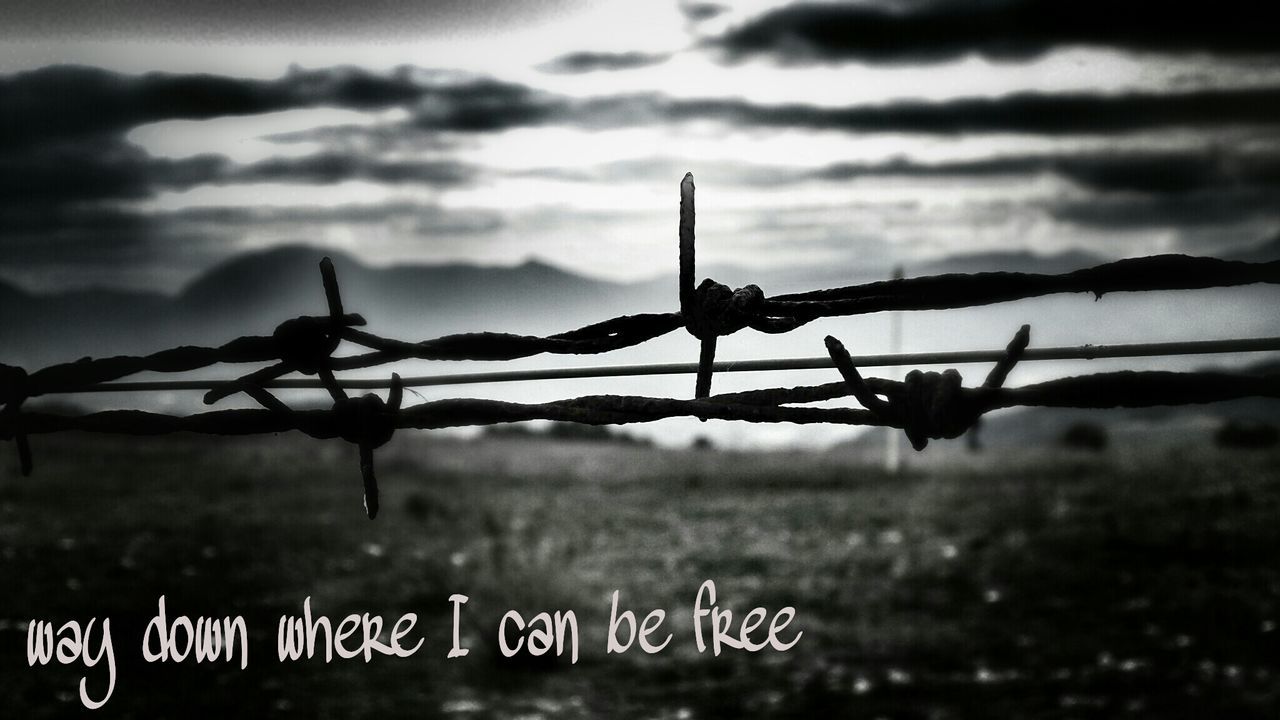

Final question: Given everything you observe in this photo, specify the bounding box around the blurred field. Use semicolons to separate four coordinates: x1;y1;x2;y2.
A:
0;431;1278;719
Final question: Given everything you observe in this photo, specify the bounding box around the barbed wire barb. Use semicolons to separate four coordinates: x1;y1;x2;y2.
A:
827;325;1032;450
203;257;361;405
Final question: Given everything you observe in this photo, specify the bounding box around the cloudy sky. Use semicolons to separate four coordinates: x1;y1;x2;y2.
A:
3;0;1280;292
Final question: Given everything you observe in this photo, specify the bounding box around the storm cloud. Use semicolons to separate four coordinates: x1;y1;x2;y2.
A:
647;87;1280;136
4;19;1279;297
404;84;1280;136
712;0;1280;65
0;136;228;205
0;64;426;150
11;64;1280;156
0;138;475;213
1047;187;1280;230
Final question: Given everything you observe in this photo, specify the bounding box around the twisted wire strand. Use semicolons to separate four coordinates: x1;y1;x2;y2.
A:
5;254;1278;401
6;369;1279;439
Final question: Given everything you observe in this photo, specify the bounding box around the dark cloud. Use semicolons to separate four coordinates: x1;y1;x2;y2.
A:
0;136;228;205
711;0;1280;65
0;58;498;283
410;78;568;132
0;141;473;217
0;64;426;151
649;87;1280;135
0;66;291;150
538;51;671;74
1047;188;1280;229
11;65;1280;153
0;65;510;291
232;154;476;187
6;64;1280;211
0;65;491;222
6;61;1280;292
1047;152;1280;195
403;84;1280;136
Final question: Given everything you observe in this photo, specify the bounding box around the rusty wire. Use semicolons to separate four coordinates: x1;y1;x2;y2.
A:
6;368;1278;437
3;174;1280;518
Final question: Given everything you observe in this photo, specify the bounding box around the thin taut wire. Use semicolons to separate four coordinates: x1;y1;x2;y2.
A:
51;335;1280;394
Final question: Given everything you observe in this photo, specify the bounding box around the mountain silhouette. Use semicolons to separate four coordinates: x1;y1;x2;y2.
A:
176;245;626;334
1;245;647;367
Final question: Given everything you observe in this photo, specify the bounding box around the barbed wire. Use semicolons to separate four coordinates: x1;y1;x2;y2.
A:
3;174;1280;517
6;360;1279;517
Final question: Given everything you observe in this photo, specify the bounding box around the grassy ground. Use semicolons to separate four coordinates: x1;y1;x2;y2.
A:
0;432;1277;718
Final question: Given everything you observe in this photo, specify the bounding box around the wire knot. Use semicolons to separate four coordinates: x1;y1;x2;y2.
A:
204;257;364;405
331;373;402;520
272;316;344;376
893;369;980;450
684;279;765;340
334;390;398;452
269;255;365;375
825;324;1031;451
